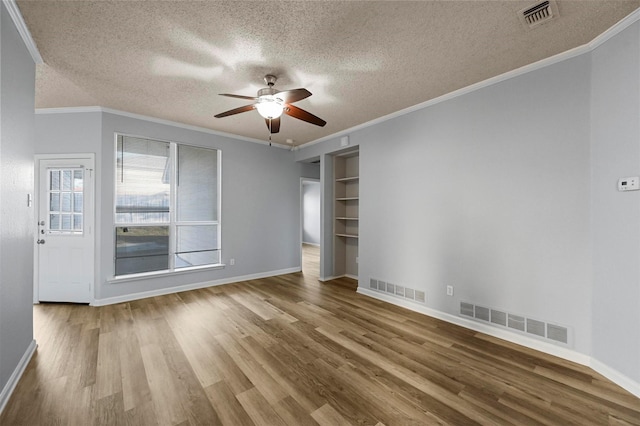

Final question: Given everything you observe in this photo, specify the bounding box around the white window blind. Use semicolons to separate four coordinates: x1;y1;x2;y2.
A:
115;135;221;276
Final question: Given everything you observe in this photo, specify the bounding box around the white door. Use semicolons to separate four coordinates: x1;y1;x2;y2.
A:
36;156;94;303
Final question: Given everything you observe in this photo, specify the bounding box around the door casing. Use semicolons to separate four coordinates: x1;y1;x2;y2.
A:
33;153;96;304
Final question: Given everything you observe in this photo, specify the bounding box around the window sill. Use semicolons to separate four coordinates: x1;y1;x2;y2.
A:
108;263;226;284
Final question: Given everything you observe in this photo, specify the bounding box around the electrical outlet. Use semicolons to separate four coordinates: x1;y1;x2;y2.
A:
229;258;235;266
446;285;454;296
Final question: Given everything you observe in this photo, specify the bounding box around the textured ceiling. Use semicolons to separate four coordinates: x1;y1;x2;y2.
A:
18;0;640;146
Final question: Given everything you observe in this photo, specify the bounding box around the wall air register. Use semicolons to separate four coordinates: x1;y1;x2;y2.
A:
460;301;571;346
369;278;426;304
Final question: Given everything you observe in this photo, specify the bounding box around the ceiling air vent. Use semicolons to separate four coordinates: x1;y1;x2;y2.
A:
519;0;559;29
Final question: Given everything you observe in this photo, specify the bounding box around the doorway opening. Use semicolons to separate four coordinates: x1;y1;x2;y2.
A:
301;178;320;278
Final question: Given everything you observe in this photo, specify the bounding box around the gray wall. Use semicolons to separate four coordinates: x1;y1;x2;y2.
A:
295;17;640;385
0;2;35;397
302;180;320;245
35;111;318;302
357;53;593;353
590;22;640;384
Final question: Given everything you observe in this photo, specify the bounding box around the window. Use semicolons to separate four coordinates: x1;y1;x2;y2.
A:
115;135;221;276
48;168;84;233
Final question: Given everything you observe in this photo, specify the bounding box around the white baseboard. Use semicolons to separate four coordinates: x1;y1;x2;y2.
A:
319;274;358;282
318;275;338;282
92;267;301;306
302;242;320;247
357;288;589;365
590;358;640;399
357;288;640;399
0;339;37;415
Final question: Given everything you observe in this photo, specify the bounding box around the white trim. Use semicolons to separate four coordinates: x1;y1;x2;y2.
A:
318;275;340;282
300;177;321;265
92;267;301;306
0;339;37;415
35;106;292;149
3;0;43;64
590;358;640;399
23;8;640;152
35;106;102;115
357;288;640;400
320;273;359;282
33;154;96;304
108;264;226;284
298;8;640;150
357;288;591;365
589;8;640;51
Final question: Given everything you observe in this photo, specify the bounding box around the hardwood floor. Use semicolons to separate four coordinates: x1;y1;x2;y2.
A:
2;247;639;425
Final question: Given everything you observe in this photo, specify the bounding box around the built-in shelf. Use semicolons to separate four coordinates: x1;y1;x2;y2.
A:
336;176;359;182
334;151;359;279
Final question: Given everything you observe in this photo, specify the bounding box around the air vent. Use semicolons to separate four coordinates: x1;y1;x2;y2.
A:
369;279;378;290
527;318;546;337
547;324;568;344
460;301;572;346
474;306;490;322
491;309;507;326
405;288;415;300
460;302;474;317
386;282;395;294
519;0;558;29
508;314;526;332
368;277;426;304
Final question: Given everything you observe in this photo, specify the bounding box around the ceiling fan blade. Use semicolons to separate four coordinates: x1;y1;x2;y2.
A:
275;88;311;104
214;104;256;118
284;104;326;127
219;93;258;101
265;117;280;134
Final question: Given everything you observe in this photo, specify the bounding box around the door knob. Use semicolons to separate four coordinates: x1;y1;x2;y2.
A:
36;239;45;245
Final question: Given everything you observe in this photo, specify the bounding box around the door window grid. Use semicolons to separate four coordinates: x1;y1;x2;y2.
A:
48;168;83;234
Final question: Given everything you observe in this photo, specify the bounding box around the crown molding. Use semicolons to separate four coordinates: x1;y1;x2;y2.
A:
29;4;640;152
589;7;640;51
300;6;640;150
35;106;292;149
3;0;43;64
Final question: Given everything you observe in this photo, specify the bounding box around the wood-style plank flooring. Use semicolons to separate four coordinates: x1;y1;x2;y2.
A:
2;244;639;425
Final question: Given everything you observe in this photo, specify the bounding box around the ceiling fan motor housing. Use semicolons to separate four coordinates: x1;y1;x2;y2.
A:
258;87;278;98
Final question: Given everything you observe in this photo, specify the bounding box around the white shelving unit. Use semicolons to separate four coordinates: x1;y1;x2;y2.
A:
334;151;359;279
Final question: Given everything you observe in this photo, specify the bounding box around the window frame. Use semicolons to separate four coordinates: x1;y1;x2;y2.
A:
46;167;85;235
112;133;222;279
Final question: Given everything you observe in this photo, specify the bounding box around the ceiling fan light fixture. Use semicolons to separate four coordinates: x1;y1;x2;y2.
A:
215;75;325;131
256;95;284;119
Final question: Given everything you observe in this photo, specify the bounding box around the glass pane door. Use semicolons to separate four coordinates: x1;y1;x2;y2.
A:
48;168;84;234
